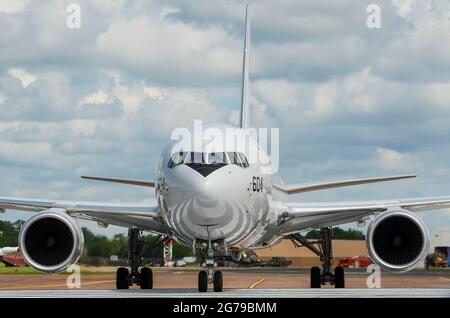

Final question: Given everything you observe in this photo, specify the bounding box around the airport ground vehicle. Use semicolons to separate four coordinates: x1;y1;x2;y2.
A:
425;247;450;269
338;257;373;268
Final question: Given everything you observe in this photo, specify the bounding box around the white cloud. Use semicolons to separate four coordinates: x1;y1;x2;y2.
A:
426;83;450;110
94;13;240;84
7;68;38;88
376;0;450;80
69;119;99;137
391;0;413;18
79;90;114;106
110;72;147;114
143;86;163;100
307;83;337;120
0;0;30;14
375;147;407;170
0;93;6;105
342;68;377;114
0;141;69;170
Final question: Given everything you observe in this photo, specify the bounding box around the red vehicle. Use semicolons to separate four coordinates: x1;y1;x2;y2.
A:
338;256;373;268
0;255;27;267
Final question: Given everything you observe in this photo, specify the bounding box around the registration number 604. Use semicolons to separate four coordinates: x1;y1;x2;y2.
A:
252;176;263;192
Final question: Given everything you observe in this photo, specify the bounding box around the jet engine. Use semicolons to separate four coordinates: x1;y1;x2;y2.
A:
367;210;429;272
19;209;84;273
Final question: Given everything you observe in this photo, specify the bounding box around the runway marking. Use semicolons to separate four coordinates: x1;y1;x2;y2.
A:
0;280;115;290
248;276;267;289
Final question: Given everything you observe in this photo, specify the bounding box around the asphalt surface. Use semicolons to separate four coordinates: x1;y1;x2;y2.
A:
1;268;449;296
1;288;449;298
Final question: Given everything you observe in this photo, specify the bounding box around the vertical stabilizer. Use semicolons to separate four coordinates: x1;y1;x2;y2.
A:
240;4;250;130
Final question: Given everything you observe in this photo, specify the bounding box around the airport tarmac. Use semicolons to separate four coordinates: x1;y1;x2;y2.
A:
0;268;449;296
1;288;450;298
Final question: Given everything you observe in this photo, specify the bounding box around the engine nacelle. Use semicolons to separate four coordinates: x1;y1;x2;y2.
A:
19;209;84;273
0;247;19;256
367;210;429;272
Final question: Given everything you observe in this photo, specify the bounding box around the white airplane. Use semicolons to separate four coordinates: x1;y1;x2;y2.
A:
1;5;450;292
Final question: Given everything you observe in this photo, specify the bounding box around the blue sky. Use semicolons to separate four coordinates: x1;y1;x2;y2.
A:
1;0;450;237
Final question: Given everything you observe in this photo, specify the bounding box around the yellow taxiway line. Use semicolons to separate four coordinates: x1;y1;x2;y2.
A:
248;276;267;289
0;280;115;290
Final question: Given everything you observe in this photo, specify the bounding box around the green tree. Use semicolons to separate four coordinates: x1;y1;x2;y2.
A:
111;233;128;259
0;220;23;246
304;227;365;240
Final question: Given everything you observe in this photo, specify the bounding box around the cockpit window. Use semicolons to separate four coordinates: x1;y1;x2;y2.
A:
167;151;187;168
238;152;249;168
206;152;228;164
168;151;249;169
227;152;249;168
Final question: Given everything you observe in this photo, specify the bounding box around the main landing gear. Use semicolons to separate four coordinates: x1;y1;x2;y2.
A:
289;227;345;288
116;229;165;289
196;239;223;292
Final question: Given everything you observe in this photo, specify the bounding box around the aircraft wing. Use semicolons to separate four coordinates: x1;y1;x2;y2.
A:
274;175;416;195
0;197;168;234
279;196;450;234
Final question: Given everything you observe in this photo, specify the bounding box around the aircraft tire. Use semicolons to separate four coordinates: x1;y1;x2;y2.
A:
198;270;208;292
116;267;129;289
140;267;153;289
310;266;321;288
213;271;223;292
334;266;345;288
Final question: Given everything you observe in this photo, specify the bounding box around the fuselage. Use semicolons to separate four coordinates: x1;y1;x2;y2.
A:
154;124;285;248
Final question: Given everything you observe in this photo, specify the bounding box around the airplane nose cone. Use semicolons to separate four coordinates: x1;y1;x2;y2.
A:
187;194;235;226
183;178;240;226
163;165;258;243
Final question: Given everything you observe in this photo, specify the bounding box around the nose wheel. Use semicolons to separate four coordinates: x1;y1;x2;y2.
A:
213;271;223;292
198;270;208;292
198;270;223;292
196;238;224;292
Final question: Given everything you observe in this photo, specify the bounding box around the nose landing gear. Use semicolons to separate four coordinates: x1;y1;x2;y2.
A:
289;227;345;288
197;263;223;292
196;239;224;292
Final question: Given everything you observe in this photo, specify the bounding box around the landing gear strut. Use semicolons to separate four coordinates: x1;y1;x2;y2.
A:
196;239;223;292
116;228;164;289
289;227;345;288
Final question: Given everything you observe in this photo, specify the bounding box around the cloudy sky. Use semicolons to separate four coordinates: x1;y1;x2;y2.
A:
1;0;450;237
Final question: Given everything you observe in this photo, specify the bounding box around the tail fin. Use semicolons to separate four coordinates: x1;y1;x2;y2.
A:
240;4;250;130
